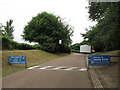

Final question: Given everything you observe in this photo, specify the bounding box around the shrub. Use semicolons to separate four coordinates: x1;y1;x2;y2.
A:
1;35;37;50
17;43;33;50
1;35;14;49
71;49;80;53
32;44;41;49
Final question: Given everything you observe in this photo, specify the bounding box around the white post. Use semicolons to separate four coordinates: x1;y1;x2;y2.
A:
59;40;62;44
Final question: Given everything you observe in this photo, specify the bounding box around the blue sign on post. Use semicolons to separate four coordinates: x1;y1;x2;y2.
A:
8;56;26;64
88;55;110;66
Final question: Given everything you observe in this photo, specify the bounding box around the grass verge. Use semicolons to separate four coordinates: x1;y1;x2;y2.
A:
88;50;119;88
2;50;68;76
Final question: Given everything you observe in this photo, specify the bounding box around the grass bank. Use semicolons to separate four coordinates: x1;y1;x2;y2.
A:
2;50;68;76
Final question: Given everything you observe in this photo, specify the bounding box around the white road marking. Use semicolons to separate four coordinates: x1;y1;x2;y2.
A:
64;67;78;70
28;66;40;69
28;65;87;71
78;68;87;71
39;66;54;69
52;66;67;70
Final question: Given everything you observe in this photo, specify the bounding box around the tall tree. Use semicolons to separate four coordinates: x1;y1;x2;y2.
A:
82;2;119;51
3;19;14;39
22;12;73;53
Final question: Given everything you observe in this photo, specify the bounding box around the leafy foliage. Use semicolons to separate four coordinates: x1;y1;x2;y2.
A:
1;35;15;49
17;43;33;50
82;2;119;52
1;34;41;50
22;12;73;53
32;44;41;49
2;20;14;39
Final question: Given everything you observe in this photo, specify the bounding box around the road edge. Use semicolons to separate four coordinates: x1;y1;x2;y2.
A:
84;54;103;88
88;67;103;88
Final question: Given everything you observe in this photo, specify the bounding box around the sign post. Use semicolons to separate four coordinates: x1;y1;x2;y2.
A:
88;55;111;66
8;56;27;68
59;40;62;44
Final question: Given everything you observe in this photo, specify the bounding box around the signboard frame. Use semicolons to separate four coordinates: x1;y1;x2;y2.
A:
88;55;111;66
8;56;27;68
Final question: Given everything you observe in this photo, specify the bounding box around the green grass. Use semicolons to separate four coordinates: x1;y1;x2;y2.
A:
2;50;68;76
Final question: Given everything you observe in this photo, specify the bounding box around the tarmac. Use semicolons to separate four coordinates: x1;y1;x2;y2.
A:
2;51;119;88
2;53;93;88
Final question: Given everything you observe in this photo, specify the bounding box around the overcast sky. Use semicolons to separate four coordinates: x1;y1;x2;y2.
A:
0;0;96;45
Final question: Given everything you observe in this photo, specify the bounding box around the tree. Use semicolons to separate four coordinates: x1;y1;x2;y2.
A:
22;12;73;53
81;2;119;51
3;19;14;39
0;23;4;35
0;21;14;49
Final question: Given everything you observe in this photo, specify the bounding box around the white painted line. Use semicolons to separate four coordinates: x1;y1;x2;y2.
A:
79;68;87;71
28;66;88;72
28;67;33;69
39;66;54;69
52;66;67;70
28;66;40;69
64;67;78;70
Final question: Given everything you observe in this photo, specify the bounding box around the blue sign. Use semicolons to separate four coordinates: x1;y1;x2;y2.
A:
8;56;26;64
88;55;110;66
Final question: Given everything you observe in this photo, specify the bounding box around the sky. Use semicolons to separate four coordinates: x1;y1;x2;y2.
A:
0;0;96;45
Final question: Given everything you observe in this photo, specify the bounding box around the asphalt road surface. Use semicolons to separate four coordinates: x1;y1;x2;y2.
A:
2;53;93;88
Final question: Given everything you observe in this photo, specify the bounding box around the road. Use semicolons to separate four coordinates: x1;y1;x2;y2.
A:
2;53;93;88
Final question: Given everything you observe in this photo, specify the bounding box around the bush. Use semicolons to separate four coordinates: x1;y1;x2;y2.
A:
39;43;71;53
1;35;40;50
71;49;80;53
32;44;41;49
17;43;33;50
60;45;71;53
1;35;14;49
40;43;57;53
